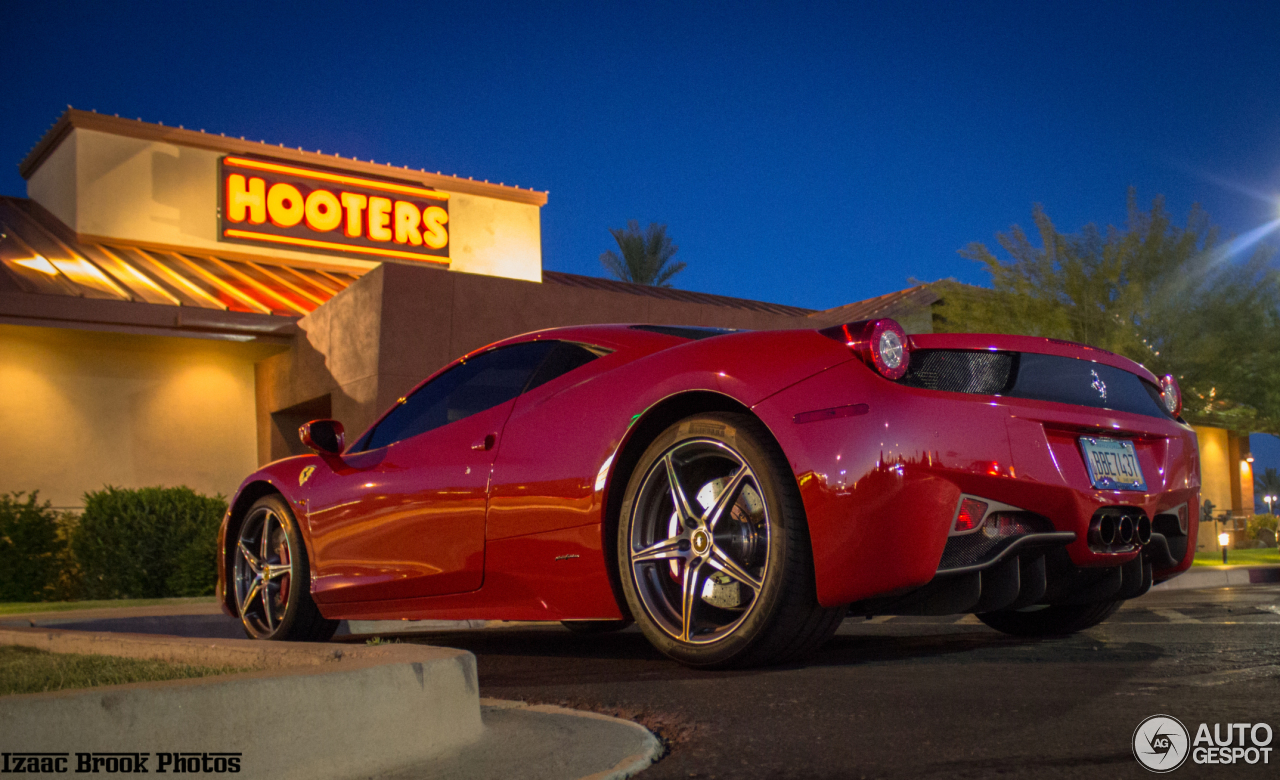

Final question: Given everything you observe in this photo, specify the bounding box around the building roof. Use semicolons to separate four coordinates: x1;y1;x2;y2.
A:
1;191;938;341
542;271;815;317
20;109;547;206
802;283;940;329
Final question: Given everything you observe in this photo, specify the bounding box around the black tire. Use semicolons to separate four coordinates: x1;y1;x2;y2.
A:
977;599;1123;637
616;412;844;668
231;494;338;642
561;619;634;634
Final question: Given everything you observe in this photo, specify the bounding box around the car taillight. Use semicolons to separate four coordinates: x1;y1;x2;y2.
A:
819;318;911;380
1159;374;1182;416
952;498;988;534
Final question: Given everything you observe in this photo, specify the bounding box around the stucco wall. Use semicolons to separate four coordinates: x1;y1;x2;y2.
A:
0;324;280;508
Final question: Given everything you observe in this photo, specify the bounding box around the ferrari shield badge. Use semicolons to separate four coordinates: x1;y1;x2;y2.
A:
298;465;315;486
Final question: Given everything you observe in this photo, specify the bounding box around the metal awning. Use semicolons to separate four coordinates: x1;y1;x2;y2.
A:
0;197;363;320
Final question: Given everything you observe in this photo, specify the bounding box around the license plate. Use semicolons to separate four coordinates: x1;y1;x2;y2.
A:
1079;436;1147;491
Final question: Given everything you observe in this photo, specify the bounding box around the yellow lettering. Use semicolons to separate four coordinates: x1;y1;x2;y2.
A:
340;192;368;238
393;201;423;245
226;174;265;224
304;189;342;232
422;206;449;249
367;196;393;242
266;183;304;228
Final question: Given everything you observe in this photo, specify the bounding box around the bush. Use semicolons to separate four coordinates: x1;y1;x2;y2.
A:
1245;513;1278;548
73;487;226;599
0;492;66;601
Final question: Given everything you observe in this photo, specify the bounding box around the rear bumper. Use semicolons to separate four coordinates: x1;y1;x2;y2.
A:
756;360;1199;607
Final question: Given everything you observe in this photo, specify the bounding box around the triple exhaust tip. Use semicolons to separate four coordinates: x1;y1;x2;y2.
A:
1089;513;1151;549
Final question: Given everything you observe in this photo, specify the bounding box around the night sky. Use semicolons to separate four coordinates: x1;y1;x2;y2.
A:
6;1;1280;496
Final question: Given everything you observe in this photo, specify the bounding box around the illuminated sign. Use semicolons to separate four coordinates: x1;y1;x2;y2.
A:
217;156;449;265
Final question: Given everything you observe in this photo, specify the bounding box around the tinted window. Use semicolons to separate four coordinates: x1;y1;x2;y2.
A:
1007;353;1172;419
362;341;555;450
525;342;600;392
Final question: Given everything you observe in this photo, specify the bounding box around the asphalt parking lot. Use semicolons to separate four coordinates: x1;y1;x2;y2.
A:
407;586;1280;779
20;586;1280;779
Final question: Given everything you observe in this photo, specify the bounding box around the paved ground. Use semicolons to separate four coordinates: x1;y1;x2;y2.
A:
13;586;1280;779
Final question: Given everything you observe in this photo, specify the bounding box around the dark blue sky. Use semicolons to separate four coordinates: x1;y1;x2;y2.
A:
6;1;1280;311
6;1;1280;503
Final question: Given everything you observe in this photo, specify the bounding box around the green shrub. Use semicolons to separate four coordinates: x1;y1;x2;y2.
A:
0;492;65;601
73;487;226;599
1246;513;1278;548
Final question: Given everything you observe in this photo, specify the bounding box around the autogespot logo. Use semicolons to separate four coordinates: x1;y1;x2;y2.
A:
1133;714;1190;773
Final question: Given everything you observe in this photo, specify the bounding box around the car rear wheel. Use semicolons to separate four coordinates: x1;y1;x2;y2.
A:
617;412;844;668
233;494;338;642
977;599;1123;637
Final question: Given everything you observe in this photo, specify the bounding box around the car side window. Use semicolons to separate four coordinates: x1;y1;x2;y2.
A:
524;342;601;392
361;341;556;450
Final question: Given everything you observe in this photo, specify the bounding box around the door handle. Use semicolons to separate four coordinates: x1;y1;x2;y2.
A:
472;433;497;451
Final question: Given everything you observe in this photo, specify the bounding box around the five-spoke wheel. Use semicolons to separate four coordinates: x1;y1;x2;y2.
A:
628;438;770;645
232;494;338;642
617;413;845;668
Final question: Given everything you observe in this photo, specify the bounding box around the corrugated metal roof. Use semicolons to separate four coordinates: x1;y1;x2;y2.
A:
0;197;359;319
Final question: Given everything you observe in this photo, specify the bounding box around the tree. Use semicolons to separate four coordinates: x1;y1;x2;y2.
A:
1257;467;1280;512
937;190;1280;432
600;221;686;287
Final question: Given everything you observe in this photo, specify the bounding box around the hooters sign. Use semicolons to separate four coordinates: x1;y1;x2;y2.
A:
217;156;449;265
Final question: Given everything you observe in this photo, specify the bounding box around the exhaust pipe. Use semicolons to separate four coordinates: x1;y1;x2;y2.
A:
1118;516;1134;545
1090;515;1117;547
1136;515;1152;546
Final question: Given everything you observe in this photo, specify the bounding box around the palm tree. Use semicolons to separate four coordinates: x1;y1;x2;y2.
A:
599;221;686;287
1256;467;1280;514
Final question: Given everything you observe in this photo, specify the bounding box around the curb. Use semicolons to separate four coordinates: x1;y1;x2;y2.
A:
1152;565;1280;592
0;627;482;780
479;699;663;780
0;626;663;780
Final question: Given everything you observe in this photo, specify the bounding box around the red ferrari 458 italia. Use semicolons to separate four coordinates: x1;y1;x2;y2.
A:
217;318;1198;667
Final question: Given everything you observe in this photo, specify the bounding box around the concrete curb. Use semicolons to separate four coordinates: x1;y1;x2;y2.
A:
480;699;662;780
1152;565;1280;592
0;626;663;780
0;627;483;780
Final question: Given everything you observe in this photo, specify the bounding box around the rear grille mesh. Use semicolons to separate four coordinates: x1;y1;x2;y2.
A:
899;349;1015;395
938;513;1055;571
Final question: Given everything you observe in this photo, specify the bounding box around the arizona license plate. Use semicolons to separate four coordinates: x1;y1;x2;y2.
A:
1079;436;1147;491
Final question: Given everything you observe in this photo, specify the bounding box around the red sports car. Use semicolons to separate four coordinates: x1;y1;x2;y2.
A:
217;318;1198;668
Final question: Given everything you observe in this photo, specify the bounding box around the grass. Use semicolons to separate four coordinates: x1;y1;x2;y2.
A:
1193;548;1280;567
0;645;248;696
0;596;215;616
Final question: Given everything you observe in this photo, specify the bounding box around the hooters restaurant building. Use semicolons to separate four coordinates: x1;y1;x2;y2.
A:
0;110;1253;554
1;110;874;509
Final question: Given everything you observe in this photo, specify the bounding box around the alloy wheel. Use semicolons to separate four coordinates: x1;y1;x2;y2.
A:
628;438;771;644
233;505;294;638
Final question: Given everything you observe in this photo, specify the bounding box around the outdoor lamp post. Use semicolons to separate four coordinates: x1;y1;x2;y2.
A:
1219;531;1230;564
1266;494;1277;514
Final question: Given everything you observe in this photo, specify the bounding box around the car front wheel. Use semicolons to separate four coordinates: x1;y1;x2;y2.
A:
232;494;338;642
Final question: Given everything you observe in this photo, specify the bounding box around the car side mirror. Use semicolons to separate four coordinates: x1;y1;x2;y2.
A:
299;419;345;454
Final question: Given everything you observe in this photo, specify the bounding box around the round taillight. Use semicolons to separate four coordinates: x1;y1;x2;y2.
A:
821;318;911;380
873;323;907;378
1160;374;1182;416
